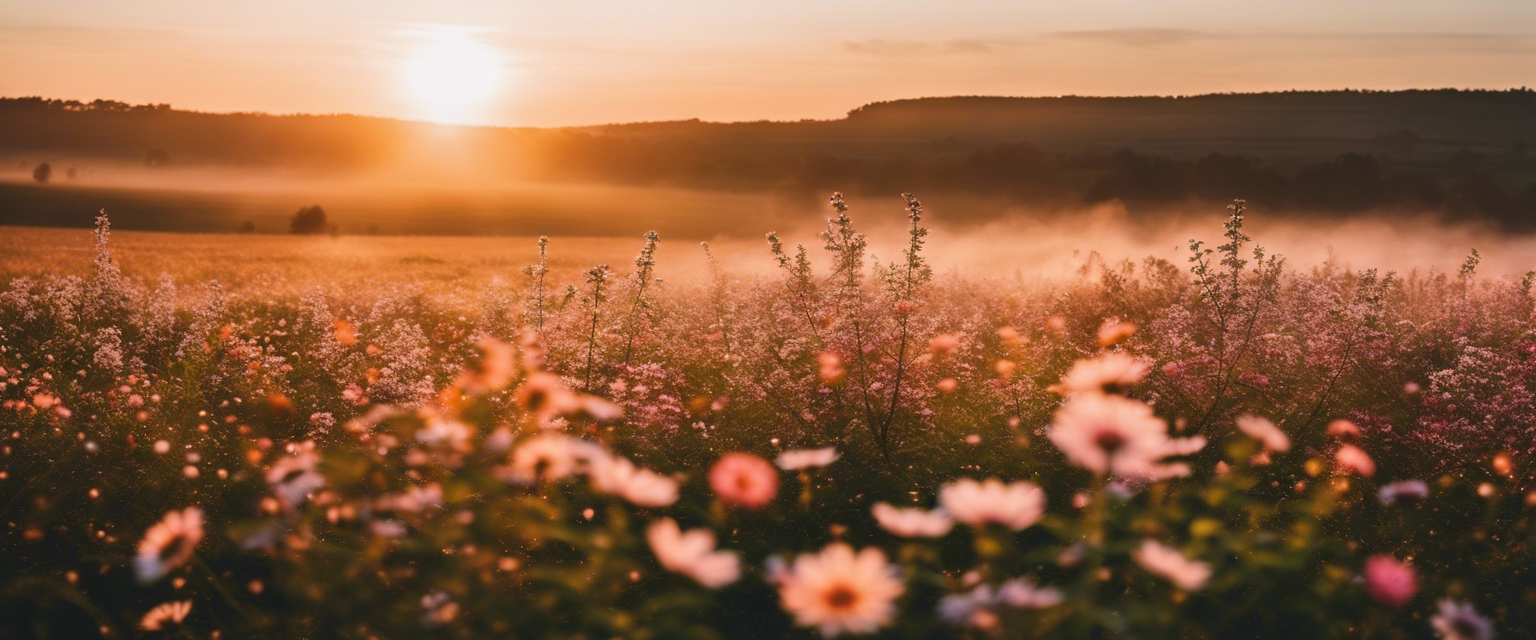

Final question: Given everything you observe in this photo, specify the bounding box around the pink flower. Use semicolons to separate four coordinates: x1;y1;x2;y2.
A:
1097;320;1137;348
1133;539;1210;591
589;455;679;507
1336;445;1376;477
776;447;839;471
1363;555;1417;608
646;518;740;588
139;600;192;631
1054;353;1150;395
1236;414;1290;453
135;507;204;583
710;453;779;509
928;333;961;355
1327;419;1362;441
777;543;904;637
939;478;1045;531
1048;393;1204;480
871;503;954;538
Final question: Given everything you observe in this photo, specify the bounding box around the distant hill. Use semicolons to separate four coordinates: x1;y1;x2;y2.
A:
1;90;1532;234
4;90;1532;166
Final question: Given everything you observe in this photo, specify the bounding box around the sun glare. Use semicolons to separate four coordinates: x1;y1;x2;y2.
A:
400;30;504;125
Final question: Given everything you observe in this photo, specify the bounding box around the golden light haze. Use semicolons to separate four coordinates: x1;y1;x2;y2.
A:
2;0;1533;126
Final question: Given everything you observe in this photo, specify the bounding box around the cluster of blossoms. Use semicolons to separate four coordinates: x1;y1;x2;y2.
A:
3;204;1530;638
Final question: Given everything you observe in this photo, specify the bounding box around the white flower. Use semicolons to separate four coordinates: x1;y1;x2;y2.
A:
506;434;604;484
1236;414;1290;452
1048;393;1203;479
1379;479;1430;506
776;447;840;471
997;577;1064;608
1055;353;1149;394
939;578;1062;628
590;455;679;507
1133;539;1211;591
376;483;444;513
777;543;905;638
266;445;323;510
938;478;1045;531
415;414;473;452
646;518;741;588
140;600;192;631
514;371;624;425
937;584;996;626
1431;599;1495;640
871;503;954;538
135;507;205;583
420;590;460;627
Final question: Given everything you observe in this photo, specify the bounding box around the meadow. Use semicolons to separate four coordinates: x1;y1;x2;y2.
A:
1;195;1533;639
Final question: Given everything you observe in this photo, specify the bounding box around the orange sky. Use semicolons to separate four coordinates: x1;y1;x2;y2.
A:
2;1;1533;127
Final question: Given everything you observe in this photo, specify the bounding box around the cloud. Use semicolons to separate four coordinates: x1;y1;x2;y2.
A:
1044;28;1530;53
841;38;1013;57
1047;28;1216;48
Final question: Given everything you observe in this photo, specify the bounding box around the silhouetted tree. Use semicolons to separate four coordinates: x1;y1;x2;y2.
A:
1084;150;1190;203
1294;154;1385;210
289;205;332;235
145;150;170;168
238;221;257;234
65;167;78;180
31;163;50;183
1449;174;1514;224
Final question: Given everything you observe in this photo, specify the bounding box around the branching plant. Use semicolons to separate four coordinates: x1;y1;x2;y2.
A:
620;231;660;369
523;236;551;332
581;264;611;391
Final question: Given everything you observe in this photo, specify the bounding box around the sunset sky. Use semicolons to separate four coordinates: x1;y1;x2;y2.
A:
2;1;1532;127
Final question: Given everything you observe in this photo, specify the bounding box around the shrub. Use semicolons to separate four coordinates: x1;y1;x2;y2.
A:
289;204;333;235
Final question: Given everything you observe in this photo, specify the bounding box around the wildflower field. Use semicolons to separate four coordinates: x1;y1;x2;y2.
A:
1;196;1533;639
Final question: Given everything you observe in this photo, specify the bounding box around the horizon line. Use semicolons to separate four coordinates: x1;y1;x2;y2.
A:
3;86;1533;131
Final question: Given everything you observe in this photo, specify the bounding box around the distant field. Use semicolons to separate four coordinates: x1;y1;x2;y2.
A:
7;203;1536;312
0;177;796;237
0;226;742;303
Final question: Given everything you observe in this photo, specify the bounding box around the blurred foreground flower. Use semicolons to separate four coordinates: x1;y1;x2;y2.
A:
139;600;192;631
1048;393;1204;480
590;455;679;507
871;503;954;538
135;507;204;583
1053;352;1149;395
1097;320;1137;348
1236;414;1291;453
647;518;741;588
1364;555;1417;608
939;578;1063;628
776;447;839;471
1133;539;1211;591
506;433;601;484
777;543;904;638
710;453;779;509
1379;479;1429;506
939;478;1045;531
1432;599;1495;640
1336;445;1376;477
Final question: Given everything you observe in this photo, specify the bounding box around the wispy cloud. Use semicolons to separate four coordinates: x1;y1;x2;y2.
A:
845;29;1534;56
1047;28;1214;48
1044;28;1530;52
841;38;1016;57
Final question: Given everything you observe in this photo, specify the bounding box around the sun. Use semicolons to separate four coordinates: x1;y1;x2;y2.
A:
400;31;505;125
